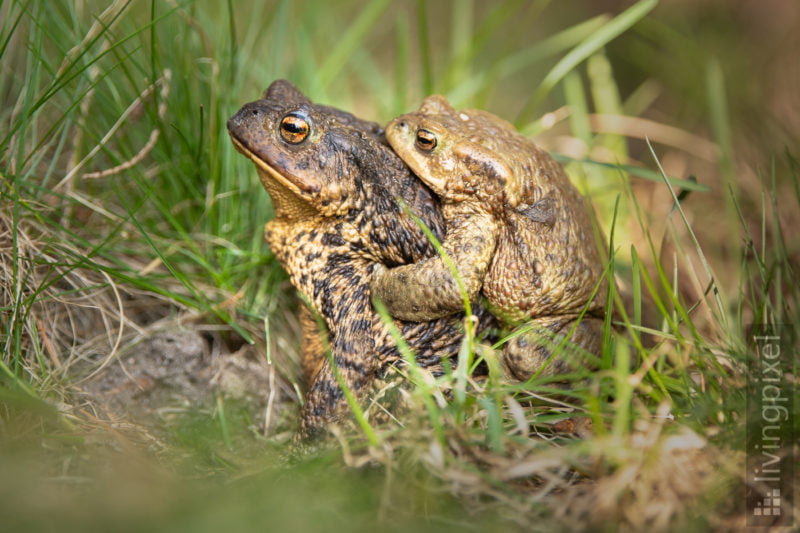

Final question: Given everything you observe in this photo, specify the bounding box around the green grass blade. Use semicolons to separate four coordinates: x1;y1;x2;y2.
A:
415;0;433;95
515;0;657;125
315;0;391;92
551;154;711;192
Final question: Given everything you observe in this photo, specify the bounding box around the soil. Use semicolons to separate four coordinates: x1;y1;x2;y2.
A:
78;329;288;430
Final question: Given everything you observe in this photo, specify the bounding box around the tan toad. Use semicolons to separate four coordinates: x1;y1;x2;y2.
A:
371;95;607;380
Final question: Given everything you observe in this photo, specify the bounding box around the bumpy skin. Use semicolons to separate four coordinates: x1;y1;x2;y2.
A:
227;81;490;438
371;95;606;380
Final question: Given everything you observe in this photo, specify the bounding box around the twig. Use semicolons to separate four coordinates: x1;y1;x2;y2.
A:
57;69;171;189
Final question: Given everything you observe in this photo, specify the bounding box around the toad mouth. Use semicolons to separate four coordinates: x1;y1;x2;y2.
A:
229;134;319;197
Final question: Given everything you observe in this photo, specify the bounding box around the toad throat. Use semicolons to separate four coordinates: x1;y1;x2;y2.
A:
229;134;318;221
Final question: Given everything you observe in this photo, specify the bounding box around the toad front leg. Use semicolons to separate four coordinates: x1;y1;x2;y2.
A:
370;212;498;322
298;327;378;439
298;304;327;385
296;261;383;440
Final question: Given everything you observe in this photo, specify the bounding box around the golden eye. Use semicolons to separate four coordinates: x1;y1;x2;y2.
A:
415;129;437;152
279;114;310;144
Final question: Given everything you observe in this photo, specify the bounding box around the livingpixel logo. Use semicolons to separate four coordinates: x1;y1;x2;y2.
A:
746;325;795;527
752;488;782;517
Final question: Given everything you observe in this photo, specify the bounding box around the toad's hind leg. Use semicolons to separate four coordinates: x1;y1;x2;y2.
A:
501;316;604;381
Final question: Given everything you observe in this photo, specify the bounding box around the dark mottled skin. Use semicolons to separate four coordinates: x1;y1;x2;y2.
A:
371;95;607;380
227;81;490;439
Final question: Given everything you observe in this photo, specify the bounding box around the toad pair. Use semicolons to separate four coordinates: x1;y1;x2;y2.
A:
227;81;606;438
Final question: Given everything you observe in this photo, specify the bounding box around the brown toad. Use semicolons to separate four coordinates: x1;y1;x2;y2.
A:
227;81;491;438
371;95;607;380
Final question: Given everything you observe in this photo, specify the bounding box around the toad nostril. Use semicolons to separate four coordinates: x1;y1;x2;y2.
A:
251;109;260;117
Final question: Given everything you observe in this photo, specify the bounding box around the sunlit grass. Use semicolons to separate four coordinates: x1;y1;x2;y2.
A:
1;0;797;530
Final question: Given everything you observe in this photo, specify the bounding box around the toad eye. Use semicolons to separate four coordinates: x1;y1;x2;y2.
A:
279;114;310;144
415;129;437;152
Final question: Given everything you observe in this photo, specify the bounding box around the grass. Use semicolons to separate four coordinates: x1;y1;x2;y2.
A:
2;0;798;531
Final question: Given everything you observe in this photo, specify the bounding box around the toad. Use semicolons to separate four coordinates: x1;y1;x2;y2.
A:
371;95;607;380
227;81;490;438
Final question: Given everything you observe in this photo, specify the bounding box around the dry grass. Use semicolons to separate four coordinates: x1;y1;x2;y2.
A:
2;1;799;531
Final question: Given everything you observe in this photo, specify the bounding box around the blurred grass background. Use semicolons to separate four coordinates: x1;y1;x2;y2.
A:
1;0;798;530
